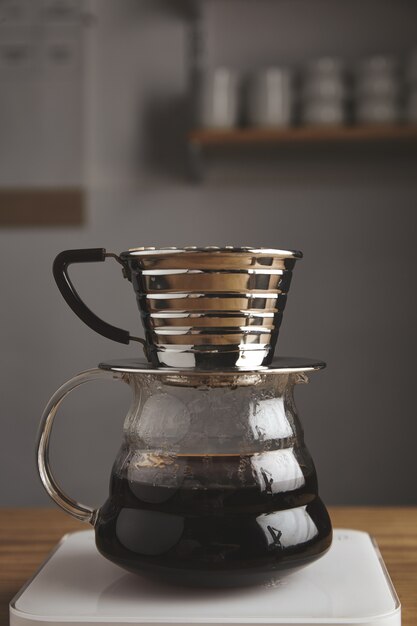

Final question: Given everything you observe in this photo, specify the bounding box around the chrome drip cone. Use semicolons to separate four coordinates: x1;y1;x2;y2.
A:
121;246;302;367
53;246;302;369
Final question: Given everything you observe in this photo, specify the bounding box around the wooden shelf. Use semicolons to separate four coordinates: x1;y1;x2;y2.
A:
188;124;417;147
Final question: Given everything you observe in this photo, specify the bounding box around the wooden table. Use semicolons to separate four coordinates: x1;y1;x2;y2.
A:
1;507;416;625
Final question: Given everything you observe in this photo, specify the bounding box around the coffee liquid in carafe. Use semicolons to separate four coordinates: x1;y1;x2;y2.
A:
96;452;332;586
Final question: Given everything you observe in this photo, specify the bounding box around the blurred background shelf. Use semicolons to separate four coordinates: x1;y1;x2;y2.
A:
188;124;417;147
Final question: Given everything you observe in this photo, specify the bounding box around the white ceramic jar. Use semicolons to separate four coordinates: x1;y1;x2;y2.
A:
301;57;347;126
198;68;239;129
248;67;294;128
354;55;400;124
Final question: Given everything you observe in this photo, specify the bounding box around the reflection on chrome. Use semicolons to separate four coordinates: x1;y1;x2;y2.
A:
257;505;318;548
235;349;271;368
249;397;293;441
251;448;305;493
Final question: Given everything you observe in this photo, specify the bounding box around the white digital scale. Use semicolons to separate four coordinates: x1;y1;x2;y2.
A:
10;529;400;626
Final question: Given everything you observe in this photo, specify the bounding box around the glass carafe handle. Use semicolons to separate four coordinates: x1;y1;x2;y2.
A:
36;368;126;525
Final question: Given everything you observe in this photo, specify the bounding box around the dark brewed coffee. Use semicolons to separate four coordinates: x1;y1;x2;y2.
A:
95;453;332;586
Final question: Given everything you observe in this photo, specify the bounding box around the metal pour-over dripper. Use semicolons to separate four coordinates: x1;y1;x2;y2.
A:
53;246;302;368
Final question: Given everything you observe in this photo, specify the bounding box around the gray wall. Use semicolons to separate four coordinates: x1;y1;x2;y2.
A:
1;0;417;509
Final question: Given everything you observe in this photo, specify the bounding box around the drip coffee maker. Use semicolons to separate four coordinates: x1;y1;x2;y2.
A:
37;246;332;586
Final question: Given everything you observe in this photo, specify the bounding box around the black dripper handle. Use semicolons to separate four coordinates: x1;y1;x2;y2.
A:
52;248;132;345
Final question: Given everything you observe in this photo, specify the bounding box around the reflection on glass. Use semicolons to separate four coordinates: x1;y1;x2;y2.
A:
257;505;318;548
116;508;184;555
251;448;305;493
249;397;293;441
136;393;191;444
127;450;185;502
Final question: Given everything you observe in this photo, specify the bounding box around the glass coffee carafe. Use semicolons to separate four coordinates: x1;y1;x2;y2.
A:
37;247;332;587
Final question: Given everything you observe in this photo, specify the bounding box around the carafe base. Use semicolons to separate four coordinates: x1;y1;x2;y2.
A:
95;489;332;587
